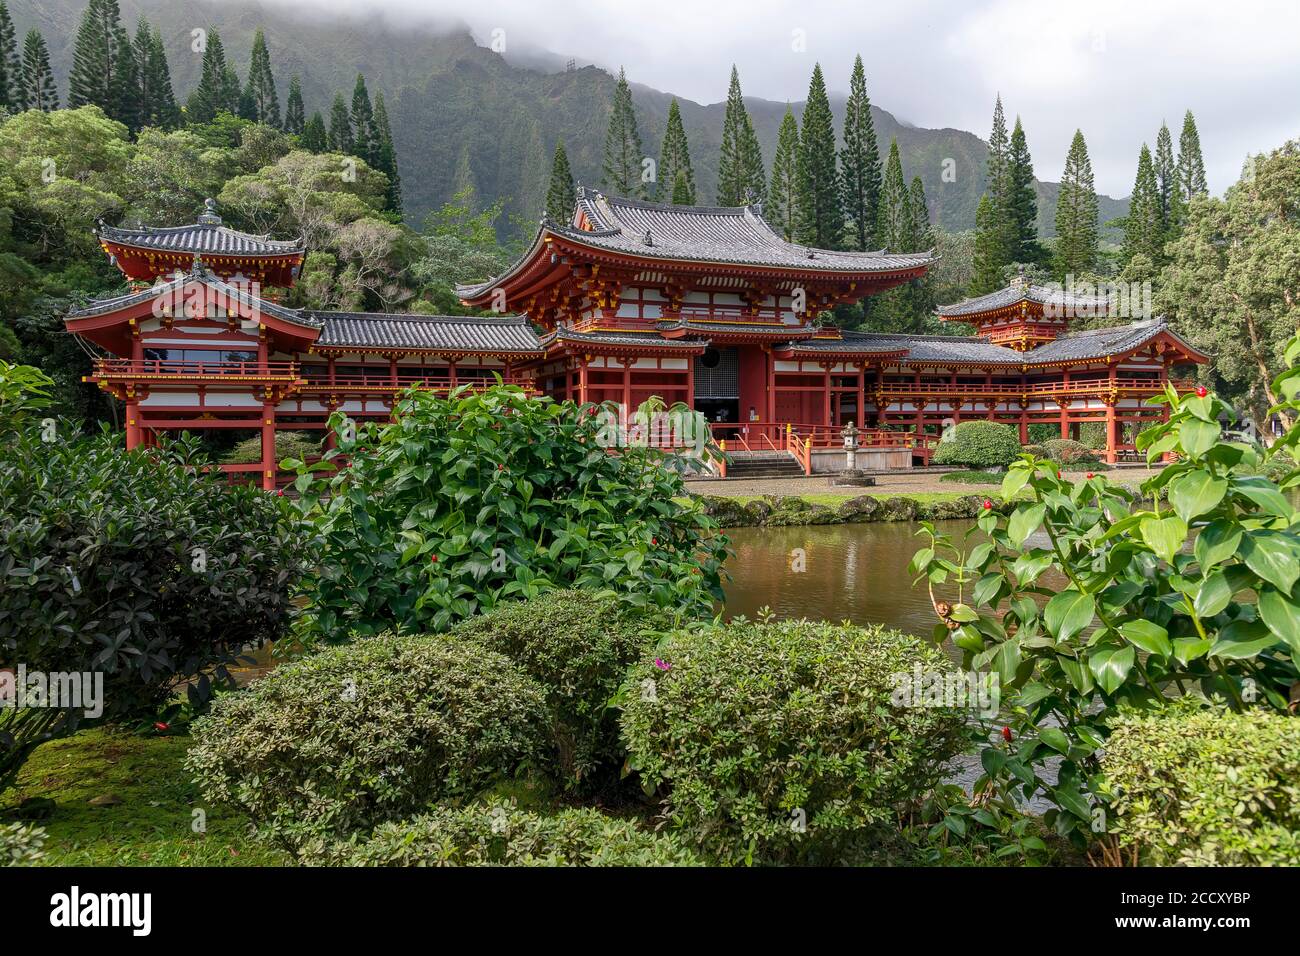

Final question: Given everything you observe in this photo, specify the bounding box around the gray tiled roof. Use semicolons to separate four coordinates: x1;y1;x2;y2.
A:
543;328;709;350
97;222;305;257
1020;321;1197;364
937;280;1111;317
68;269;319;329
315;313;542;353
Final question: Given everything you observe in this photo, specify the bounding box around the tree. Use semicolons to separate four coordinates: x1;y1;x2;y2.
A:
186;28;238;123
0;1;18;112
371;91;401;215
970;194;1001;294
284;75;305;136
657;99;695;204
350;74;375;166
794;63;842;249
1176;109;1208;203
767;106;799;241
716;66;765;206
68;0;137;130
302;112;327;152
1156;140;1300;430
1004;118;1039;263
1053;129;1099;278
1121;144;1163;274
545;139;575;222
602;68;644;197
1154;120;1181;240
839;54;882;251
16;30;57;112
970;95;1014;290
327;93;352;154
906;175;937;316
132;20;179;130
244;30;280;128
875;138;910;251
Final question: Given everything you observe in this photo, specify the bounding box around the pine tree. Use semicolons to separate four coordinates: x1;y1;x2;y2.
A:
970;195;1001;294
0;2;19;112
905;175;937;318
793;63;843;249
1153;121;1182;240
739;112;766;206
371;91;401;214
1121;144;1163;271
545;139;575;222
875;138;911;250
1004;117;1039;263
716;66;765;205
283;75;306;135
244;29;280;128
839;54;882;251
17;30;57;112
657;98;695;204
133;19;178;130
350;74;375;165
602;67;645;197
186;28;237;123
68;0;137;129
327;93;353;153
767;106;799;241
1053;129;1099;278
1176;109;1207;202
302;112;327;152
671;171;693;206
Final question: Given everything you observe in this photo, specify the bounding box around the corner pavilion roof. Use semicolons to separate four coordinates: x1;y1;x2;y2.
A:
936;276;1111;319
95;200;305;259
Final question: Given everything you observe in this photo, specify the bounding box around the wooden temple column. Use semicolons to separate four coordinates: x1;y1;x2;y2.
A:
620;358;632;416
1105;363;1118;463
822;364;832;427
125;396;142;451
578;355;590;404
261;396;277;491
856;363;866;427
687;354;696;411
1059;370;1071;439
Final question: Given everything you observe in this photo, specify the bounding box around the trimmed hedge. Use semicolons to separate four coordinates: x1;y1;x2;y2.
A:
1103;706;1300;866
932;421;1022;469
619;619;967;865
1041;438;1098;465
187;635;548;851
302;802;703;867
452;590;662;792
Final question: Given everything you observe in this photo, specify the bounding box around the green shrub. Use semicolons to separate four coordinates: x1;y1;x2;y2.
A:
222;430;320;465
0;425;308;794
288;386;728;640
1021;444;1047;459
1041;438;1099;464
939;470;1002;485
1102;705;1300;865
618;619;968;865
452;590;661;792
187;635;549;851
0;822;47;866
302;802;703;867
932;421;1021;469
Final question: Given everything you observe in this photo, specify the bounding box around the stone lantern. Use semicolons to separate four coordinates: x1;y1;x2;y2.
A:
830;421;876;487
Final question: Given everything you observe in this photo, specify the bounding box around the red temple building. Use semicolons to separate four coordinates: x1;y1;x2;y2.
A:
68;192;1208;488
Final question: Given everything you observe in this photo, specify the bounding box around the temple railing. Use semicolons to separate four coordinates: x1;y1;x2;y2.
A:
297;373;534;394
91;359;300;381
873;377;1196;401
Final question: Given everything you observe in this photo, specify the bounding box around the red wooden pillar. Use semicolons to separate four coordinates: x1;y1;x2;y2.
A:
621;358;632;416
125;398;142;450
327;355;336;385
389;356;398;385
822;365;832;427
764;348;775;423
1060;369;1071;439
578;356;589;404
856;363;866;427
687;355;696;411
261;400;277;491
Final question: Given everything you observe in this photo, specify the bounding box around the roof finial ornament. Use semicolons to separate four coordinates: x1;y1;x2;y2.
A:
1013;263;1029;288
198;198;222;226
642;229;654;247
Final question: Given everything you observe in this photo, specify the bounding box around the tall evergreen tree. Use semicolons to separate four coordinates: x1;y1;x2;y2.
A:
602;67;645;197
133;20;178;130
1004;117;1039;263
186;28;238;122
767;106;799;241
970;95;1013;291
0;2;18;112
545;139;575;222
1121;143;1163;273
371;91;401;214
327;93;353;154
244;29;280;128
905;175;937;319
970;194;1001;294
1053;129;1099;278
716;66;765;205
17;30;57;112
1176;109;1208;202
875;138;911;250
839;54;882;251
671;170;693;205
350;74;375;164
283;75;306;135
1153;121;1181;237
793;63;843;249
657;98;695;204
301;111;327;152
68;0;137;129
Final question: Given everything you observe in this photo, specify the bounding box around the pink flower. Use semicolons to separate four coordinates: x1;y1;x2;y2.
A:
653;658;671;672
154;721;169;731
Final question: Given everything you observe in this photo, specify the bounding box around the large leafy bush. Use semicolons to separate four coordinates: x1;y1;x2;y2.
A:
287;385;728;640
222;430;320;465
618;619;967;865
1101;704;1300;865
0;420;307;794
1041;438;1099;465
932;420;1022;469
303;802;703;867
186;634;548;852
911;335;1300;850
452;590;663;792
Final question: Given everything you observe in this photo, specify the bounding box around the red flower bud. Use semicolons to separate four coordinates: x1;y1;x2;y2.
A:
982;499;992;510
1086;472;1094;479
276;489;285;497
430;554;438;563
154;722;169;731
651;537;658;546
1001;726;1013;742
1056;471;1063;479
1195;385;1207;398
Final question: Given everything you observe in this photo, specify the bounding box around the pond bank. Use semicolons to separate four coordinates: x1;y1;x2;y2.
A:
693;491;1009;527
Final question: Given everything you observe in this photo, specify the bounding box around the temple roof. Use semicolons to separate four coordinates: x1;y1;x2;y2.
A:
543;327;708;350
936;277;1111;318
315;313;541;354
95;200;305;258
68;269;319;329
1020;320;1204;364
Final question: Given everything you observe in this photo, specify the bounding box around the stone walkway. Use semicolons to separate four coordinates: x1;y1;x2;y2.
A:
684;466;1164;498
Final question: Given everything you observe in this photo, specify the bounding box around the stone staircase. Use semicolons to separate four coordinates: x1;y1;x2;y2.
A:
724;450;806;479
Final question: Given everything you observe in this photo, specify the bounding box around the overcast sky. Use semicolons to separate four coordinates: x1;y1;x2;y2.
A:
270;0;1300;197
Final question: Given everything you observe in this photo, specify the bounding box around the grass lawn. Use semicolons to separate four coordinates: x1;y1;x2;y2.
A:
2;728;282;866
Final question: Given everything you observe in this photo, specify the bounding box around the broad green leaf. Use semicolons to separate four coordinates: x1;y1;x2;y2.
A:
1172;636;1213;664
1007;503;1046;547
1001;467;1030;500
993;638;1022;687
1193;519;1242;570
1039;727;1071;755
1011;551;1053;585
1258;588;1300;658
1043;590;1096;642
1167;472;1227;522
1210;619;1278;659
1240;533;1300;593
949;602;980;623
1119;620;1172;657
1230;477;1294;517
972;573;1003;608
1178;417;1220;457
1140;514;1188;563
1192;571;1233;618
1088;644;1135;694
1057;654;1094;694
